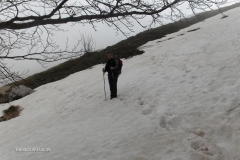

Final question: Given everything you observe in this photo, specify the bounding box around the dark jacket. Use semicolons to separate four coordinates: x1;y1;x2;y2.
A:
104;58;119;74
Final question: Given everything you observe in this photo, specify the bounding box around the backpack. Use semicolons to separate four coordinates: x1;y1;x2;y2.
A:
115;58;123;74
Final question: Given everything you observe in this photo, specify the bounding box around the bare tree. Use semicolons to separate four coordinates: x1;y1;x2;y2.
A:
0;0;228;84
80;33;96;53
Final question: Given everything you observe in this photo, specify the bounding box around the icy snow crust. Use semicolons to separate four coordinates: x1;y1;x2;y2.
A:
1;7;240;160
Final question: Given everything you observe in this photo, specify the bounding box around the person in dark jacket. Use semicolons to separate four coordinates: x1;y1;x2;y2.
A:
102;52;119;99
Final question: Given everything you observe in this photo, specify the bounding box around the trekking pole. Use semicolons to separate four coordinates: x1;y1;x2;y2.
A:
103;72;106;100
111;71;116;98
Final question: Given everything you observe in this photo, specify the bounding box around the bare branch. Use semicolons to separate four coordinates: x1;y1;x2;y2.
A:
0;0;227;30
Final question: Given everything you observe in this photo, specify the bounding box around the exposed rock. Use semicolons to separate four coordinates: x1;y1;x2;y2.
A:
9;85;34;102
0;86;12;103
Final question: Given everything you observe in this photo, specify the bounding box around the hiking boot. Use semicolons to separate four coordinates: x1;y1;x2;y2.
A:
110;96;117;99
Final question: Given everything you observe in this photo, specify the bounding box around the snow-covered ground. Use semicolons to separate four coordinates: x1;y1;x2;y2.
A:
1;6;240;160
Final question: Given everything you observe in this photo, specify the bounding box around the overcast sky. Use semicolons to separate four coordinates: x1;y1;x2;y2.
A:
3;0;239;78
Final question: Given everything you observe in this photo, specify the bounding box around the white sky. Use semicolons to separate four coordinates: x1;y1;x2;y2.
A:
0;6;240;159
1;0;240;78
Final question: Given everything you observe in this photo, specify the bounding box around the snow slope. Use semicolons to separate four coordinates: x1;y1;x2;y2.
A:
1;7;240;160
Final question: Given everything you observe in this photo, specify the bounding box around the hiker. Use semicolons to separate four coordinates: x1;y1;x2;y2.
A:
102;52;119;99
